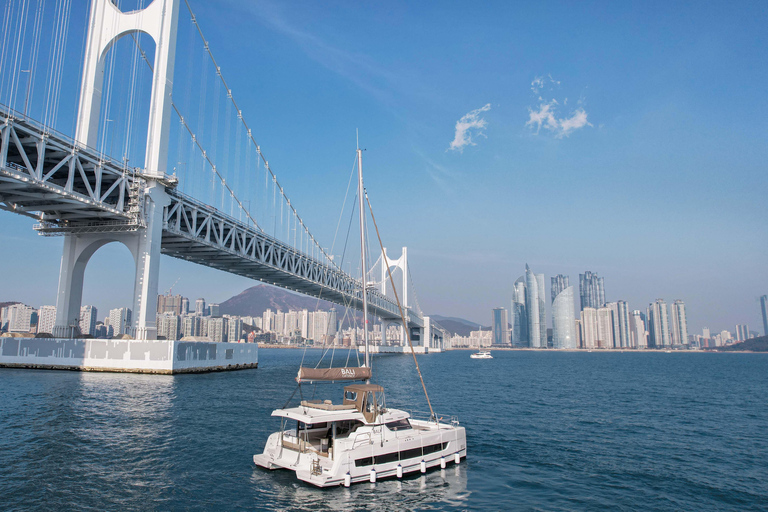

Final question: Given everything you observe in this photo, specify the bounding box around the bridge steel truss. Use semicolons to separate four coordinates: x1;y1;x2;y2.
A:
0;105;423;329
162;191;423;328
0;106;140;230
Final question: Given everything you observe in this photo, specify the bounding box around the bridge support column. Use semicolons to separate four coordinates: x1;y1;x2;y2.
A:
132;182;170;340
51;182;169;340
52;234;131;338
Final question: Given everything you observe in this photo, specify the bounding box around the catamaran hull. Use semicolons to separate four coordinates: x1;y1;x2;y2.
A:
254;424;467;488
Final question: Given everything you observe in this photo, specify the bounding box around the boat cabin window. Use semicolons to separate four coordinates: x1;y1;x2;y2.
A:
295;421;329;436
302;422;328;430
364;392;375;413
344;390;358;402
335;419;363;437
385;419;412;431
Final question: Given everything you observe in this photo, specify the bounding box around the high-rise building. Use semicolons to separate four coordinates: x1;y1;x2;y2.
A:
284;310;298;336
647;299;669;348
605;302;620;348
209;303;220;317
552;285;576;349
551;275;570;304
579;271;605;311
492;307;509;346
596;306;614;349
702;327;711;339
670;300;688;346
5;304;35;333
181;315;200;338
575;318;582;347
616;300;630;348
157;294;184;315
157;313;180;340
580;307;598;349
521;264;545;348
79;305;98;336
37;305;57;334
181;297;189;315
313;311;330;343
761;295;768;336
735;324;750;341
630;310;647;348
328;308;338;338
109;308;132;336
299;310;310;339
199;316;210;338
263;309;275;332
510;278;527;345
195;298;206;316
227;317;243;343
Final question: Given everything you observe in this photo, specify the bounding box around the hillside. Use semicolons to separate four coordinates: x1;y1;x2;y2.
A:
713;336;768;352
218;286;489;336
218;284;338;317
429;315;488;337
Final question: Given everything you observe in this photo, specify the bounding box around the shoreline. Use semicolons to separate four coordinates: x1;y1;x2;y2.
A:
257;344;764;353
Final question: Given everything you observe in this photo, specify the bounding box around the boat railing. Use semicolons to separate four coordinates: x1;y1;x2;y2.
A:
408;410;460;427
350;431;373;449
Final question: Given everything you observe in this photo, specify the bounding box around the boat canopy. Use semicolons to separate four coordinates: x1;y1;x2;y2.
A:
296;366;372;383
271;405;365;424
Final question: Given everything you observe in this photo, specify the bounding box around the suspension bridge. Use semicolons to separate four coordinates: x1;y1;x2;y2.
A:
0;0;443;349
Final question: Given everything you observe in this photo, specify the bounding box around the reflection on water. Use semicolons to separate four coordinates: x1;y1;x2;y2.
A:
249;462;469;511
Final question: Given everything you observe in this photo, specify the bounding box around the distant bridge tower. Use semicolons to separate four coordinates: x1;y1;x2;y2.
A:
53;0;179;339
380;247;412;346
380;247;407;307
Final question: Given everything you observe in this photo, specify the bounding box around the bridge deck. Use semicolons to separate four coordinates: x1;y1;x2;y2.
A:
0;105;423;328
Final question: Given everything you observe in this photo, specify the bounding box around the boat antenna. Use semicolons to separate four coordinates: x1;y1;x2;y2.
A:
357;141;370;379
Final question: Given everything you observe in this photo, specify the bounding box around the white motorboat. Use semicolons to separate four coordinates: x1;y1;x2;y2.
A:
254;146;466;487
470;351;493;359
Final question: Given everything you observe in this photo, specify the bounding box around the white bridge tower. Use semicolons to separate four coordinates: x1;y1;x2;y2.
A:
380;247;413;346
53;0;179;339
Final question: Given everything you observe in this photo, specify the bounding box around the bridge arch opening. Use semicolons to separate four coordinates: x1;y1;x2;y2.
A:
94;31;156;169
111;0;154;14
80;239;137;336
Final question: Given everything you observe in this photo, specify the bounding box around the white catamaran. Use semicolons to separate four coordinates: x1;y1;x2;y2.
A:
253;148;467;488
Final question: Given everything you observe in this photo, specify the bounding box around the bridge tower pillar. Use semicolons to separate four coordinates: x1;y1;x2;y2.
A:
381;247;413;346
53;0;179;340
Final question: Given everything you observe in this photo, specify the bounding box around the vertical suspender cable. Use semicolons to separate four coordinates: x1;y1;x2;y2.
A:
0;0;15;106
26;0;46;118
9;0;30;111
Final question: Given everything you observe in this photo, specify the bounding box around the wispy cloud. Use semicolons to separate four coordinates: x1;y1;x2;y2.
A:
526;75;592;138
448;103;491;152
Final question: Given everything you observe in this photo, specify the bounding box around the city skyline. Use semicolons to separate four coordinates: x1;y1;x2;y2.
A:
1;1;766;335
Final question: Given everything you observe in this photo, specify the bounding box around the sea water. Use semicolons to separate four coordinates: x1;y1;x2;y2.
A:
1;349;766;510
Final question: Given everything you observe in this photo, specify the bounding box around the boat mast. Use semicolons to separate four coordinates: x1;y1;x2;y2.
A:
357;146;370;373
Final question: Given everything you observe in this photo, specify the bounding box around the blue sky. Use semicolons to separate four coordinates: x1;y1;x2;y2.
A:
1;0;766;335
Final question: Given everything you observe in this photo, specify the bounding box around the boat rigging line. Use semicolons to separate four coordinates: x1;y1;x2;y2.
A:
365;192;436;422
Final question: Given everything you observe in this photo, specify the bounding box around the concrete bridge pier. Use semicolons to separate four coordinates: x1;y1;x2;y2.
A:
51;182;169;339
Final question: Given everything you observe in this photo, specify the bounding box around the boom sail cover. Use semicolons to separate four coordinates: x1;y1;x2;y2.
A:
296;366;372;383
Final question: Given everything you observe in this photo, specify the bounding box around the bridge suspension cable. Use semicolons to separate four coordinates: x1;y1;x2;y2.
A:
180;0;340;271
126;17;340;271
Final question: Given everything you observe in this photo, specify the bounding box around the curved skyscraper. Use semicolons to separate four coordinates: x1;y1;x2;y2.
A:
511;278;528;345
524;264;545;348
552;285;576;349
